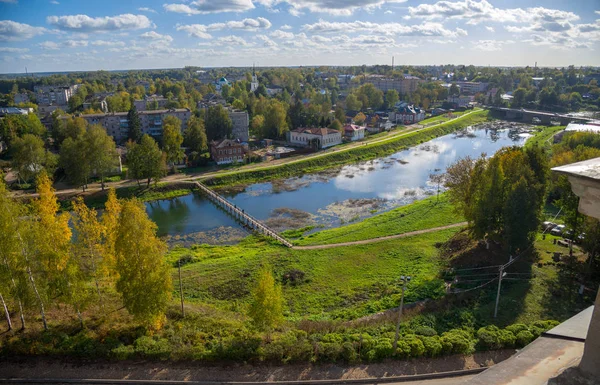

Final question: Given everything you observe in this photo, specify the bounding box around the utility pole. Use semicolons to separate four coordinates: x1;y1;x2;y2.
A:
494;265;504;318
393;276;411;350
178;258;185;318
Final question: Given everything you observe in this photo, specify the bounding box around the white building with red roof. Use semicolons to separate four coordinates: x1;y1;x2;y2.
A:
288;127;342;149
343;124;366;141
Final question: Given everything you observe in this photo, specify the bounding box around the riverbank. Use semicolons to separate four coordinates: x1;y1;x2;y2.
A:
201;109;490;187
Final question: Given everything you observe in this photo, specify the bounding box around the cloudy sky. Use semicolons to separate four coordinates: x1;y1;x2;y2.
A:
0;0;599;73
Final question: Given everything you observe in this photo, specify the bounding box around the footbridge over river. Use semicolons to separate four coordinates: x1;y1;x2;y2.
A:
486;106;594;126
193;181;293;248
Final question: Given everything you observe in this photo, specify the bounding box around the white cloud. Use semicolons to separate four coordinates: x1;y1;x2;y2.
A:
63;39;88;47
138;7;157;13
526;34;591;50
407;0;579;27
485;26;494;32
0;20;47;41
39;41;60;50
270;29;295;39
163;0;254;14
0;0;18;3
256;34;278;47
47;14;152;32
216;35;250;46
257;0;408;16
280;24;292;30
302;19;468;38
472;39;513;51
384;10;393;14
176;24;212;39
91;40;125;47
140;31;173;43
0;47;29;53
50;0;60;4
207;17;272;31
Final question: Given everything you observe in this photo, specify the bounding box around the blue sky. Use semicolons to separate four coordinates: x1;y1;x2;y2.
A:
0;0;599;73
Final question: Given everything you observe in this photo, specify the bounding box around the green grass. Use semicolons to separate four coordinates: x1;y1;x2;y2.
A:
168;228;459;321
202;110;490;187
295;194;464;246
524;125;565;151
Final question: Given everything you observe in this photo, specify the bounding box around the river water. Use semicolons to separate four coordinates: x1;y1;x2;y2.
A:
146;122;531;246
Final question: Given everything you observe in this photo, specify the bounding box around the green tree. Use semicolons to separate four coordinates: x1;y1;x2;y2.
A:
345;94;361;111
162;116;184;170
205;105;233;142
0;114;46;149
57;116;87;145
248;265;284;333
183;115;208;154
449;83;460;96
329;119;343;131
85;125;118;190
126;135;166;187
11;134;57;184
385;89;399;109
114;199;172;329
127;106;143;143
250;114;265;137
264;100;289;138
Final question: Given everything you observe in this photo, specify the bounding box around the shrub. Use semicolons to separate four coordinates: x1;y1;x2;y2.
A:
441;329;474;354
133;336;171;359
341;342;359;363
414;326;437;337
420;335;443;357
369;338;394;361
403;334;425;358
477;325;501;349
498;329;516;348
516;330;535;347
506;324;529;335
317;342;343;362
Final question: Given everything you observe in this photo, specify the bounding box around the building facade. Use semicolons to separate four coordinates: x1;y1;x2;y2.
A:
134;95;169;111
390;104;425;125
367;76;424;96
288;127;342;149
77;108;191;143
210;139;245;165
34;84;79;106
227;109;250;142
343;124;366;141
454;81;488;94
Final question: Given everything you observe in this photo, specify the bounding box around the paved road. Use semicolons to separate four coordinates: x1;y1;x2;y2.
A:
293;222;468;250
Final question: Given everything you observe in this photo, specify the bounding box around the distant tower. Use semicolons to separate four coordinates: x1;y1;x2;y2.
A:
250;63;259;92
392;56;394;72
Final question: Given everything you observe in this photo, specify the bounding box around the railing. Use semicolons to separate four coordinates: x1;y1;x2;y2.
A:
193;182;293;248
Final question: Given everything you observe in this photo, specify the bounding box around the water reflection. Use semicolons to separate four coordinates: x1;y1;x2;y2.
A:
146;123;530;242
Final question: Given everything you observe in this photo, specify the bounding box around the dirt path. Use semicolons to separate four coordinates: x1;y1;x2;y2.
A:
293;222;468;250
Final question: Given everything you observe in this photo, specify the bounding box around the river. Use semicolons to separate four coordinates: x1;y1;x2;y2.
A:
146;121;532;246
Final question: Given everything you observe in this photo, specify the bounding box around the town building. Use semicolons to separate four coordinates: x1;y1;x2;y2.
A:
343;124;366;141
0;107;33;117
288;127;342;149
389;103;425;125
75;108;191;143
210;139;246;165
82;94;110;113
250;68;259;93
227;109;249;142
454;81;488;94
446;95;473;108
13;93;30;104
366;75;424;96
34;84;79;106
134;95;169;111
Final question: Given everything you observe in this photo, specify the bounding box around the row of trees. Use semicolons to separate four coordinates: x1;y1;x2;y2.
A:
0;174;172;331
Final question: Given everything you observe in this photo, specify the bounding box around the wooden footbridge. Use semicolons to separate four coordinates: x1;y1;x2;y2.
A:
193;182;293;248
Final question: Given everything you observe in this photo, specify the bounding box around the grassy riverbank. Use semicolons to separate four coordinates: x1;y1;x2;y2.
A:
202;109;491;187
524;125;565;151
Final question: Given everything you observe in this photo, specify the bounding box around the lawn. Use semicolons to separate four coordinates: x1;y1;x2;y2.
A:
524;125;565;151
168;228;459;321
294;194;464;246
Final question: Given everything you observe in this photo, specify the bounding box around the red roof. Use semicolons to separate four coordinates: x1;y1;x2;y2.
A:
343;124;365;132
292;127;340;136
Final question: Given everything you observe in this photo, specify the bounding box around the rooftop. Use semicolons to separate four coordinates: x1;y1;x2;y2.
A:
552;156;600;182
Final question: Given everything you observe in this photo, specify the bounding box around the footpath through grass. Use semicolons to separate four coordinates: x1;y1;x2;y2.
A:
294;194;464;246
202;109;490;187
524;125;565;151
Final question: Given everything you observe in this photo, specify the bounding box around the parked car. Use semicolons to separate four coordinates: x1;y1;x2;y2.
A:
551;224;566;236
542;221;557;231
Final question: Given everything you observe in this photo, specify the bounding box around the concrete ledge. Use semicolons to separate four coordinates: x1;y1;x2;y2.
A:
543;306;594;342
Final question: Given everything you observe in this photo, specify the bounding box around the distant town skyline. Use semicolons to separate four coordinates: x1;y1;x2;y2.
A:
0;0;599;73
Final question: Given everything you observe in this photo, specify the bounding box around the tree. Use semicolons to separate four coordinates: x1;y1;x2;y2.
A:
205;105;232;142
263;100;289;138
248;265;284;333
334;106;346;123
101;189;121;278
354;112;366;125
127;106;143;143
183;115;208;154
57;116;87;145
345;94;361;111
329;119;343;132
385;89;399;109
11;134;57;184
114;199;172;329
511;88;526;108
162;116;184;170
449;83;460;96
85;125;118;190
127;135;166;187
250;114;265;137
60;135;90;191
0;114;46;150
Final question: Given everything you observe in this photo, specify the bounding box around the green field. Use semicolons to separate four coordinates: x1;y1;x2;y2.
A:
523;125;565;151
294;194;464;246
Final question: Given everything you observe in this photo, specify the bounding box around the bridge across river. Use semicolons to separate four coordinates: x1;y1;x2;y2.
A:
193;181;293;248
486;106;593;125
